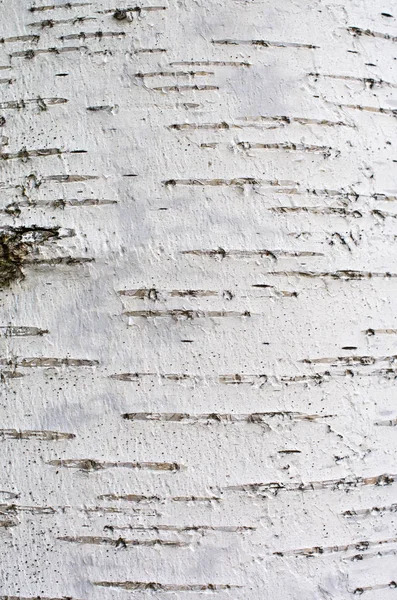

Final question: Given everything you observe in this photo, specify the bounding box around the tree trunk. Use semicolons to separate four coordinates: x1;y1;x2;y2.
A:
0;1;396;598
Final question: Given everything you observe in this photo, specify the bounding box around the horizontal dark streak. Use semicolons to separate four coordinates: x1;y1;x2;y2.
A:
81;506;158;515
14;504;157;516
29;2;92;11
0;357;98;367
29;16;96;27
237;142;335;154
163;177;296;187
104;524;254;533
86;105;116;112
99;493;162;502
10;46;86;58
343;504;397;517
272;206;361;218
59;535;188;547
365;328;397;335
137;70;214;78
98;6;167;14
308;72;397;88
265;270;397;280
93;582;240;591
169;61;251;67
237;115;349;126
5;198;116;211
213;39;317;49
170;117;346;129
346;549;397;562
42;174;98;182
122;412;329;423
0;504;55;515
274;189;394;201
0;174;93;190
124;310;252;319
0;35;39;44
26;256;93;265
352;581;397;595
99;494;221;502
109;369;397;385
348;26;397;42
132;48;166;54
226;473;396;494
119;287;296;299
118;288;230;299
270;206;396;219
0;596;83;600
275;537;397;557
281;369;397;382
47;458;184;471
181;249;322;258
0;326;48;337
109;372;244;383
220;373;298;385
301;354;397;366
328;101;397;117
59;31;126;41
170;121;258;130
151;85;219;92
0;429;75;440
0;148;61;160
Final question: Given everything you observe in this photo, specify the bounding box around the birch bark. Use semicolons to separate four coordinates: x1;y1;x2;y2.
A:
0;1;396;599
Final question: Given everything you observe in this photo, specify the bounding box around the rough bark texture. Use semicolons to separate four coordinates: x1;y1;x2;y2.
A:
0;1;396;599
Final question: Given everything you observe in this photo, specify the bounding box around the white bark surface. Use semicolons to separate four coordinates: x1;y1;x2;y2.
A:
0;0;396;598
